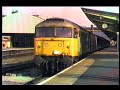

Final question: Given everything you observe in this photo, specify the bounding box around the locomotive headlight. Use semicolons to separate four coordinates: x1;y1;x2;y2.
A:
45;43;48;47
58;43;62;47
38;42;41;45
53;50;62;55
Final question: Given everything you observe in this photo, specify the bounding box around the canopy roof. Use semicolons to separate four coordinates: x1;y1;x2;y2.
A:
82;8;119;40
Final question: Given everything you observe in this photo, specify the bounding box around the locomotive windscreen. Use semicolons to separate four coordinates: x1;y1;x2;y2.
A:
36;27;72;38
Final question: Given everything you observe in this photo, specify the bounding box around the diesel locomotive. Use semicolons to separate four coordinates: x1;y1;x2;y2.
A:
33;18;109;75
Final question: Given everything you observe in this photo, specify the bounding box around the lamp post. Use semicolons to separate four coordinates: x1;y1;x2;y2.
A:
90;25;93;51
116;32;119;52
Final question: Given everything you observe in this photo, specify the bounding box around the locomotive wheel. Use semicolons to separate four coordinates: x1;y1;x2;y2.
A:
51;62;57;74
61;56;73;66
58;62;64;71
40;62;47;76
73;57;79;63
34;56;45;67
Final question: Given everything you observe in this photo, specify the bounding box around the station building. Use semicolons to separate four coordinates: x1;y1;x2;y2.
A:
2;11;43;48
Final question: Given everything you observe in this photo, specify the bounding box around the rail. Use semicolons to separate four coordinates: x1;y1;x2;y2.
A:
2;61;35;74
2;49;34;60
2;49;34;56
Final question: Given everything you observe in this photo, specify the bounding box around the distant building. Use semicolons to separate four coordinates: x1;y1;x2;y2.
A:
2;12;43;48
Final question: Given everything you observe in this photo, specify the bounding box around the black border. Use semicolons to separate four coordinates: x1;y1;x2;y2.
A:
1;0;119;89
2;0;120;6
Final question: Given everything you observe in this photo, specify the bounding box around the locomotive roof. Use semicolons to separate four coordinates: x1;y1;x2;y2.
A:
35;17;80;30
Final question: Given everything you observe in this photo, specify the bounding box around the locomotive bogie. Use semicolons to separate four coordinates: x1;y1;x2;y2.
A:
33;55;79;75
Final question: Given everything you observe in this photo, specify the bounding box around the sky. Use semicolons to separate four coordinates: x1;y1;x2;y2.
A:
2;6;119;15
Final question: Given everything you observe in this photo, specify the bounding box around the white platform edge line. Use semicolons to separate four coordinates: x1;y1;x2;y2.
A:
37;51;98;85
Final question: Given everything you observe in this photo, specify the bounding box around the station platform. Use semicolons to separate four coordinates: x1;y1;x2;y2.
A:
37;47;119;85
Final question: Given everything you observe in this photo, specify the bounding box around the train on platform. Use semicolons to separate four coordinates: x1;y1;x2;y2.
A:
33;18;110;75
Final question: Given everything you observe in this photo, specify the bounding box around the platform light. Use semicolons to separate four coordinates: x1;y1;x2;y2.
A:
102;23;108;29
100;16;103;19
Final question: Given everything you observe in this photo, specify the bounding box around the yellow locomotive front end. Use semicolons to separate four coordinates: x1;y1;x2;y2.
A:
33;18;80;74
34;38;79;57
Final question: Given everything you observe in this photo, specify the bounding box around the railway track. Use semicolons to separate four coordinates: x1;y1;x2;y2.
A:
2;49;34;59
2;64;50;85
2;56;51;85
2;49;58;85
2;62;43;85
2;61;35;74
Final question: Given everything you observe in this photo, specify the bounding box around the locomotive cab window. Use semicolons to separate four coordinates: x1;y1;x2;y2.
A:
36;27;54;37
55;27;72;38
73;28;79;38
35;27;73;38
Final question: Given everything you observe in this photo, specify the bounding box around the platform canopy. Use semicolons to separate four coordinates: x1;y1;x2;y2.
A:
81;8;119;41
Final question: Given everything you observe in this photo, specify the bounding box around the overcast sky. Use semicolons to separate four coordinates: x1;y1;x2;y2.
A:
2;6;119;15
